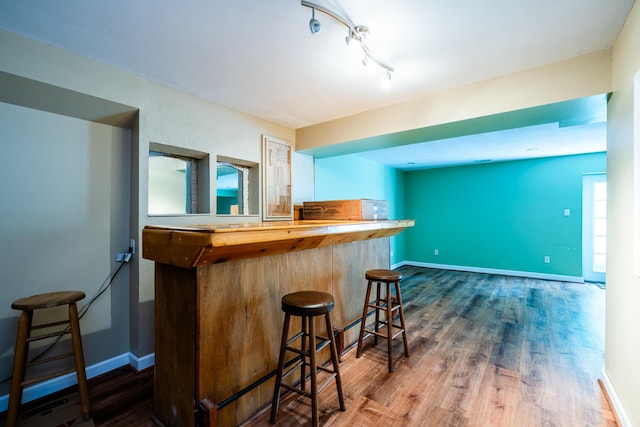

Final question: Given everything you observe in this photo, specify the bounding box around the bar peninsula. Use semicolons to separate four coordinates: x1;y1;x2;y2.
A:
142;219;414;426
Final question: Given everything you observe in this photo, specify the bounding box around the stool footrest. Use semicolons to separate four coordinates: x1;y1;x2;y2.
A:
363;319;404;330
27;352;74;368
366;303;401;312
27;329;71;343
21;367;76;387
280;383;313;399
362;327;406;341
279;371;338;399
285;337;331;355
31;320;71;330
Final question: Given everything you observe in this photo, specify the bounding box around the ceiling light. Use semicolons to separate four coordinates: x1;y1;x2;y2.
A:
301;1;394;84
345;34;361;57
309;8;321;34
345;28;364;56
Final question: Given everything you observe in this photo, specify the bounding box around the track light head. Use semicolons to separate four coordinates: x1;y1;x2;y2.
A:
309;8;321;34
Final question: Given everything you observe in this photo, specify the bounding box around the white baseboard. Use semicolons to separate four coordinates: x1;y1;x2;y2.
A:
397;260;584;283
128;352;155;371
0;352;155;413
600;369;633;427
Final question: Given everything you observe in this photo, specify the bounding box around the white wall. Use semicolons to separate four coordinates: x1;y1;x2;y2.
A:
605;2;640;425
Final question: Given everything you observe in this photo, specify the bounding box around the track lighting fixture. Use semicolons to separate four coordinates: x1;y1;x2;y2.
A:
301;1;394;88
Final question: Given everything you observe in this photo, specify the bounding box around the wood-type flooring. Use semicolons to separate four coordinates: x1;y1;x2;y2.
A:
245;266;614;426
1;266;616;426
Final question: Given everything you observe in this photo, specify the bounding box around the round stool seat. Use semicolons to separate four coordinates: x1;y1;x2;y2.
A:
12;291;86;310
281;291;334;317
365;269;403;282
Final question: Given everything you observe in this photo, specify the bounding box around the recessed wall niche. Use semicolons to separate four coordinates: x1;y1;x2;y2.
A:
216;155;259;216
148;142;210;215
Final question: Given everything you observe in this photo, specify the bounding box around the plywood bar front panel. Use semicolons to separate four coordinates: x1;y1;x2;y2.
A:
144;220;413;426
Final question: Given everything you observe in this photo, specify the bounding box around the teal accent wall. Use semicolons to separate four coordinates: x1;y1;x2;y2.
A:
314;154;406;264
404;152;606;277
216;195;237;214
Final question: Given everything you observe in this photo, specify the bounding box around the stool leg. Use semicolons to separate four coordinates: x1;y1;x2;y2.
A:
301;315;308;393
385;283;394;372
356;281;373;358
7;310;33;427
395;281;410;357
374;281;381;346
69;301;90;420
324;313;345;411
308;316;319;427
270;313;291;424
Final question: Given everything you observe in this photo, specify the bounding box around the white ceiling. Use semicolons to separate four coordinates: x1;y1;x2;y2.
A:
0;0;632;168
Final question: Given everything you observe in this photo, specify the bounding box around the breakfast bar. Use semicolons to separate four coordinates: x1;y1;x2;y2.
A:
142;219;414;426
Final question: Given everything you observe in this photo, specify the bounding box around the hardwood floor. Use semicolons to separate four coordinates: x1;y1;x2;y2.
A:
244;266;615;426
89;366;155;426
2;267;616;426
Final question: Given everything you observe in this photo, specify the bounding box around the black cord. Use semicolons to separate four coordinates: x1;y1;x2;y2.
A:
0;260;129;386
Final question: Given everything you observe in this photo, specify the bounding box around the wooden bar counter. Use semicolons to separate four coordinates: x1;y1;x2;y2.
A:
142;219;414;427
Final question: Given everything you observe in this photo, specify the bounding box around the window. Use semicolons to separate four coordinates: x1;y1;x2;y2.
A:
148;143;210;215
216;156;259;216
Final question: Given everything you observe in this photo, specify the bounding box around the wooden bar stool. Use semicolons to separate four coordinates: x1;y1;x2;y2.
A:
270;291;346;427
7;291;90;427
356;269;410;372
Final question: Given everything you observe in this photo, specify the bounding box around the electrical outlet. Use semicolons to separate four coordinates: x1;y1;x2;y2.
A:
544;256;551;264
129;239;136;254
434;249;439;255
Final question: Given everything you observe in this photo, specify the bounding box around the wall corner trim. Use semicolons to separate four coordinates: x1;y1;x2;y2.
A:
129;352;156;372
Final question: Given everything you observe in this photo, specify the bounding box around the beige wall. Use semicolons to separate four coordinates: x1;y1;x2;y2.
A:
296;49;612;152
0;103;132;399
607;2;640;425
0;29;295;374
